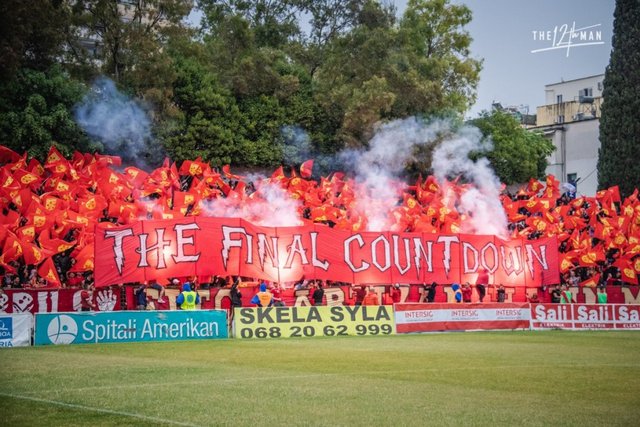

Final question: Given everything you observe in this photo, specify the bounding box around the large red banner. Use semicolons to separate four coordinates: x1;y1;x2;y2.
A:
94;218;560;287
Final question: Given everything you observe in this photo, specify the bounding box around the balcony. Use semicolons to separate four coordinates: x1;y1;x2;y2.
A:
536;97;603;127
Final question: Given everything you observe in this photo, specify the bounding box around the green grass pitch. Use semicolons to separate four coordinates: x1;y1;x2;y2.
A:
1;331;640;426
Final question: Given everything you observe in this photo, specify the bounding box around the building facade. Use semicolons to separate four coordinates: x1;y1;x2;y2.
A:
533;74;604;196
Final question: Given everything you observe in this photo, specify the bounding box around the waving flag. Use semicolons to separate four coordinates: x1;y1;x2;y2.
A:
300;159;314;179
37;257;61;287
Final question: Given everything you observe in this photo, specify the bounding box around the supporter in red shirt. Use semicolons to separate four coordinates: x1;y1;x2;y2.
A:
80;284;96;311
270;282;285;306
390;284;402;304
67;272;83;288
462;282;472;303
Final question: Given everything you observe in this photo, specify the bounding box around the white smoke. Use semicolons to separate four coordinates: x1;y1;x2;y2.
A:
74;77;157;167
200;179;302;227
431;125;508;238
343;117;444;231
340;117;507;236
281;125;313;166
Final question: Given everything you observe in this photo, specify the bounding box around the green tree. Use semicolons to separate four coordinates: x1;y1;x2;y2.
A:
69;0;192;116
597;0;640;198
0;66;94;160
395;0;481;116
312;0;481;150
0;0;71;80
162;58;252;166
312;1;398;149
189;1;323;167
471;110;555;185
199;0;300;48
293;0;369;78
167;0;483;169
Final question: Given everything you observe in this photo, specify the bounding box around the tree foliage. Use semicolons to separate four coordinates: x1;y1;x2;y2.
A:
471;110;555;185
69;0;192;116
597;0;640;198
0;0;70;80
0;66;93;160
2;0;497;175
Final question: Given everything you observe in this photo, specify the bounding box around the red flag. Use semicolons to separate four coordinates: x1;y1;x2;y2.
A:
0;244;19;272
3;232;23;259
614;257;639;284
579;273;601;288
559;253;576;273
22;241;50;266
44;147;72;177
27;158;45;177
300;159;314;179
610;185;622;204
123;167;149;188
13;169;42;189
70;244;94;272
78;194;108;217
544;175;560;199
577;251;598;267
39;237;76;256
0;208;20;228
179;158;208;176
0;146;21;164
45;146;65;166
41;193;64;214
0;166;20;192
95;153;122;167
172;190;200;215
526;178;543;195
222;164;243;180
37;257;61;287
15;225;36;243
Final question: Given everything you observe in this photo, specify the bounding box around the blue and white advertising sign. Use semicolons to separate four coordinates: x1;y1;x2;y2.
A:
34;310;228;345
0;313;33;347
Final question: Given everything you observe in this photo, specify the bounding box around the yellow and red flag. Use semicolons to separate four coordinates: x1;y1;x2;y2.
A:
37;257;61;287
70;244;94;272
579;273;601;288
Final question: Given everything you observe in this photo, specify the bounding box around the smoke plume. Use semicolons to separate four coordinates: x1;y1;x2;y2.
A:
338;117;507;236
340;117;442;231
74;77;159;167
200;179;302;227
431;125;508;238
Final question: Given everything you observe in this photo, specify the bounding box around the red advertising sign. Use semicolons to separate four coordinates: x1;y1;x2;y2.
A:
94;218;560;287
394;303;531;333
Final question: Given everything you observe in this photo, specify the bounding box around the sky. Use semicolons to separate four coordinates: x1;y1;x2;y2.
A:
188;0;615;119
426;0;615;118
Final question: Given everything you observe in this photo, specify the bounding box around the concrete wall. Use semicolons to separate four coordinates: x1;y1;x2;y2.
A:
544;119;600;196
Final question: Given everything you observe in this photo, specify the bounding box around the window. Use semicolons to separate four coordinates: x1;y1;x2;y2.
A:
557;115;565;123
556;94;563;104
597;81;603;91
579;88;593;97
567;173;577;183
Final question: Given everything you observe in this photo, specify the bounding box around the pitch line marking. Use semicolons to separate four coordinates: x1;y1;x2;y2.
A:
0;392;202;427
26;372;347;395
18;363;639;395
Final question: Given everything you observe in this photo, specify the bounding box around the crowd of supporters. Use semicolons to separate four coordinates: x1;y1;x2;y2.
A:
0;145;638;292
